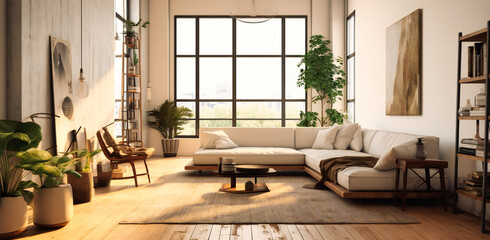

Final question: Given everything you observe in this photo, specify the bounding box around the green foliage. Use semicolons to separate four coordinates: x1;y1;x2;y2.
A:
133;52;139;65
325;109;346;126
16;149;81;188
123;18;150;37
297;35;346;126
297;111;319;127
147;100;193;139
0;120;42;204
69;149;102;173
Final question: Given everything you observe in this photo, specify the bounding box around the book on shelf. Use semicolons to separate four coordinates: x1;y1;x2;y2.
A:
458;188;490;197
475;150;490;157
462;184;490;192
459;147;476;155
473;171;490;179
464;179;483;187
460;143;482;149
472;107;486;111
468;46;474;77
461;138;486;145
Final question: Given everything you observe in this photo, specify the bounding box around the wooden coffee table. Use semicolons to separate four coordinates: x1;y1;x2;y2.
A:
213;166;277;193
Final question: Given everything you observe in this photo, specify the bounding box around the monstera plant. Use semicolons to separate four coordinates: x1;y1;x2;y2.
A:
0;120;42;238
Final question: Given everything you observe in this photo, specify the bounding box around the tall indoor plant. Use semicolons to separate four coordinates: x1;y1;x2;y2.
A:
16;149;81;228
123;18;149;47
67;149;101;204
147;100;192;157
297;35;346;127
0;120;42;238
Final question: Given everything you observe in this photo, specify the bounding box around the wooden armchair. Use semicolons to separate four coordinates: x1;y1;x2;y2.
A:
96;130;154;187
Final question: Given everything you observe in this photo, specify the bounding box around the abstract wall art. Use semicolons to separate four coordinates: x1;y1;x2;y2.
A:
386;9;422;116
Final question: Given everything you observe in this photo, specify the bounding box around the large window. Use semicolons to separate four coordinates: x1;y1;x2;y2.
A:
346;12;355;122
114;0;127;138
175;16;307;137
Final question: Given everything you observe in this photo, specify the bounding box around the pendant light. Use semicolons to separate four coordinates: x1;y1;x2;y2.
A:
78;0;89;98
231;0;276;24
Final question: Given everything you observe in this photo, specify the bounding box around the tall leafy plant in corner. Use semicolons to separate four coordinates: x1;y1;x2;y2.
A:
297;35;346;126
147;100;193;139
0;120;42;204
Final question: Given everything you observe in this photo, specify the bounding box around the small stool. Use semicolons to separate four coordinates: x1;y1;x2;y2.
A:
394;159;448;211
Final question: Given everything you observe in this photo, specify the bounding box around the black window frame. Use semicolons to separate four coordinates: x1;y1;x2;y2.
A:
346;11;355;122
174;15;308;138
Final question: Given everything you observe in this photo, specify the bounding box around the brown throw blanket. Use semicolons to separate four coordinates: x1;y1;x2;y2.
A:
308;156;379;189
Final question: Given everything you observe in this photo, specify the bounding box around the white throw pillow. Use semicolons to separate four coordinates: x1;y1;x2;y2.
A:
200;130;238;149
373;141;417;170
312;126;339;150
334;123;359;150
348;125;363;151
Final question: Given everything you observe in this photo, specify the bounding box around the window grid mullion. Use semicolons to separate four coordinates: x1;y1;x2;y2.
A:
232;18;237;127
281;17;286;127
195;18;200;136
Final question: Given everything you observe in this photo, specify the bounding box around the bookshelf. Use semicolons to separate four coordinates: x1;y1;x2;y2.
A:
454;21;490;233
120;38;143;147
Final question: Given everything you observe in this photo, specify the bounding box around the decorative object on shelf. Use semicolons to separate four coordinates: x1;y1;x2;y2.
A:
415;137;427;160
386;9;422;116
147;100;193;157
297;35;346;126
16;149;81;228
230;0;277;23
474;121;482;141
77;0;89;98
475;88;486;107
122;18;149;48
0;120;42;238
134;52;139;75
458;99;472;116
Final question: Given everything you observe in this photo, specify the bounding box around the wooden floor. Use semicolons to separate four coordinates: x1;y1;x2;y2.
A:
17;157;490;240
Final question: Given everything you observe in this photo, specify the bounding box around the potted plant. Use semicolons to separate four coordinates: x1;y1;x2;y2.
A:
16;149;81;228
123;18;149;48
297;35;347;127
147;100;192;157
134;52;139;75
0;120;42;238
67;149;101;204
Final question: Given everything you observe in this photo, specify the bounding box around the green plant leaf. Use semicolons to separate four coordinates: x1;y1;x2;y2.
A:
20;190;34;205
39;165;62;177
16;149;52;164
64;170;82;178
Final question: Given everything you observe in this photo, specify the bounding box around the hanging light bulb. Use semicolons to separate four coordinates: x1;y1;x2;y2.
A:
77;0;89;98
78;68;89;98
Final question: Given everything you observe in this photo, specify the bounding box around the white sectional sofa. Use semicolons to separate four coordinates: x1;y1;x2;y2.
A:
187;127;445;198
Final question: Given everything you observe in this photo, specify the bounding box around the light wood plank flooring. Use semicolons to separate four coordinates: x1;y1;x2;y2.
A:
17;157;490;240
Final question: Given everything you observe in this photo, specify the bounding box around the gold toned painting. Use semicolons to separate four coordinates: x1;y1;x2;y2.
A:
386;9;421;115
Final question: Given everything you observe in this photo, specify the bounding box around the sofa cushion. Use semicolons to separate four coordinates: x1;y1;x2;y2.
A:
333;123;359;150
295;127;330;149
367;131;439;159
337;166;447;191
349;125;363;151
373;141;417;170
312;127;339;150
200;130;238;149
300;149;375;173
361;129;378;153
200;127;295;148
193;147;305;165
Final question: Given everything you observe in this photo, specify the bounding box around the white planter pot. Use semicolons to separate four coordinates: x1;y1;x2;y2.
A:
33;184;73;228
0;196;28;238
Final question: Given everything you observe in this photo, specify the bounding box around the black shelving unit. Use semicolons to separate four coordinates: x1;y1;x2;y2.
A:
453;21;490;233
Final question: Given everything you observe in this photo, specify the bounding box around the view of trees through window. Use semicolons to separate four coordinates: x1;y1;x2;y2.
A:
175;16;307;136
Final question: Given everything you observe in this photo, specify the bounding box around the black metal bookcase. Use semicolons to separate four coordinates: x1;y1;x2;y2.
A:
453;21;490;233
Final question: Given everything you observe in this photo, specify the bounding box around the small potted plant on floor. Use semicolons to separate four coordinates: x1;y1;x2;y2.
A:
16;149;81;228
67;149;101;204
0;120;42;238
147;100;192;157
123;18;149;48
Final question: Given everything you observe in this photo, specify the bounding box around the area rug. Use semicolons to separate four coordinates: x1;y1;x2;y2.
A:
121;171;419;224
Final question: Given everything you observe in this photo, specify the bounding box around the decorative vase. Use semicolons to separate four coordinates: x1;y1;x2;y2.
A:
67;171;94;204
33;184;73;228
415;138;427;160
162;139;179;157
0;196;28;239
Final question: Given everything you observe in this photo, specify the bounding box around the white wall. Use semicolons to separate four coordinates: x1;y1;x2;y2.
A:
348;0;490;219
0;0;5;119
148;0;337;155
6;0;114;151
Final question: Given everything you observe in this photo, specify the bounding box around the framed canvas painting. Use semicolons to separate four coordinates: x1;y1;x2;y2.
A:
386;9;422;115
